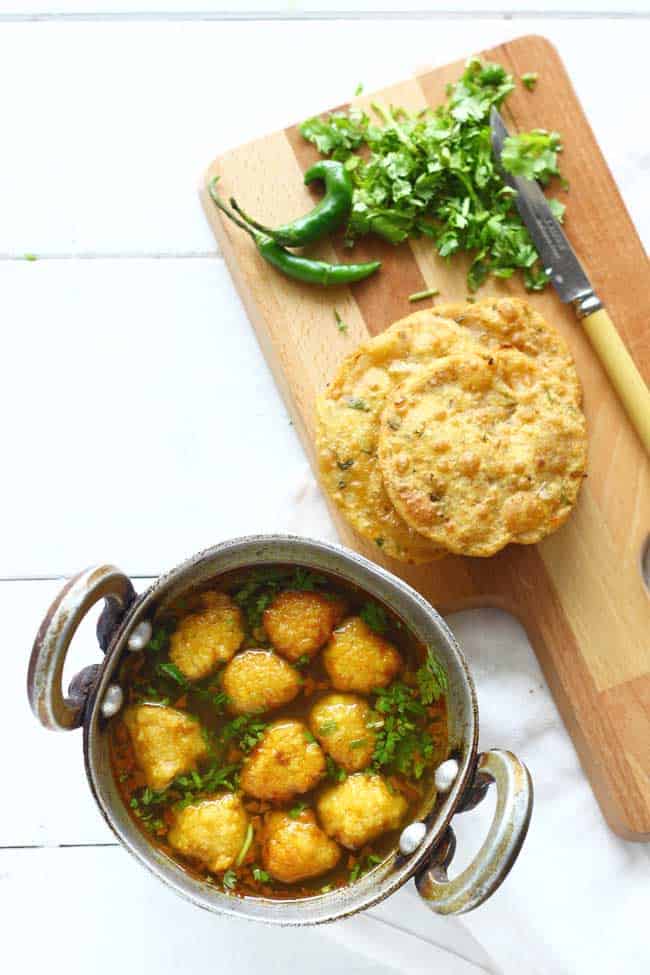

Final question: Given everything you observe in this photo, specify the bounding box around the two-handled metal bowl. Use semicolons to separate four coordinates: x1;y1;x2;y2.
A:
27;535;532;924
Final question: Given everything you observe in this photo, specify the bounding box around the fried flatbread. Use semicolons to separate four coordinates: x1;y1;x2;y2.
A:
378;350;587;557
316;312;478;562
435;296;582;404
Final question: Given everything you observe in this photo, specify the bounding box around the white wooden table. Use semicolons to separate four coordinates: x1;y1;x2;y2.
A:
3;7;650;975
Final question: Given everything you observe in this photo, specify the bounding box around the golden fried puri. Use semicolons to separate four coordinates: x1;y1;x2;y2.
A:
316;773;408;850
263;590;345;662
168;793;248;873
435;296;582;405
221;649;301;715
262;809;341;883
323;617;402;694
169;591;244;681
240;720;327;801
123;704;207;791
379;350;587;557
309;693;375;772
315;313;478;562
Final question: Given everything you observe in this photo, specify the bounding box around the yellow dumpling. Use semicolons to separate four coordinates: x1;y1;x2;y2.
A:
169;591;244;681
168;793;249;873
262;809;341;883
322;617;402;694
123;704;207;791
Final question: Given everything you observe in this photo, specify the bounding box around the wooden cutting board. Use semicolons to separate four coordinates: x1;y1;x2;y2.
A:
201;34;650;841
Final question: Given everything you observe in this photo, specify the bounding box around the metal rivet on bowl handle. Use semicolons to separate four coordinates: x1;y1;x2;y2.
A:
101;684;124;718
434;758;459;793
128;620;152;652
399;821;427;855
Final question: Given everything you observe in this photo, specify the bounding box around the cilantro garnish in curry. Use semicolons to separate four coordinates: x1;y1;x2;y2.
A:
110;566;449;899
300;57;566;292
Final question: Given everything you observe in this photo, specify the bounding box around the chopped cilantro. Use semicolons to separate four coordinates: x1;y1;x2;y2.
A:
156;661;189;688
289;801;308;819
408;287;439;303
221;714;267;753
318;720;339;736
349;738;368;749
301;57;564;291
252;867;271;883
346;397;370;411
500;129;562;185
146;627;169;654
371;683;433;779
359;601;389;634
326;755;347;782
304;729;317;744
416;649;448;704
294;653;311;669
334;308;349;334
521;72;538;91
349;853;382;884
235;822;254;866
349;863;362;883
223;869;238;890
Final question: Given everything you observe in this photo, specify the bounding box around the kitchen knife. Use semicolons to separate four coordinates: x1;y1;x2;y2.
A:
490;105;650;454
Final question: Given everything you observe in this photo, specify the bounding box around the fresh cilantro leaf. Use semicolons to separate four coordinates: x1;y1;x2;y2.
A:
334;308;349;334
301;57;563;292
146;627;169;653
349;738;368;749
252;866;271;883
500;129;562;185
359;601;389;634
521;72;538;91
326;755;347;782
416;650;448;704
289;801;308;819
157;661;189;688
223;869;238;890
346;397;370;411
371;682;433;779
317;720;339;736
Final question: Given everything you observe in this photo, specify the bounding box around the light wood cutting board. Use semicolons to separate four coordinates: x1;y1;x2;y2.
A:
201;34;650;841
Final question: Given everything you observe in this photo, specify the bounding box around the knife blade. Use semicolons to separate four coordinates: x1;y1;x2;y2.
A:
489;105;650;455
489;106;601;316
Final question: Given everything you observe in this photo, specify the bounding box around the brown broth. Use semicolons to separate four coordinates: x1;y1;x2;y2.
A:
109;565;449;900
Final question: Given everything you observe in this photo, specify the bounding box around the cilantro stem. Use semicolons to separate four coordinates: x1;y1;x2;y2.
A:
235;822;254;867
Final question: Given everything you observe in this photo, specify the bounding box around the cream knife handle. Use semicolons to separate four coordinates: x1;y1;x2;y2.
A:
581;308;650;455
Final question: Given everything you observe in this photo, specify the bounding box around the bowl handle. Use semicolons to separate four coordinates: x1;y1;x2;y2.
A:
415;749;533;914
27;565;135;732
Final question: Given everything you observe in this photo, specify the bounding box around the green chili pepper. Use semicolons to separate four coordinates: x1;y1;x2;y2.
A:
208;179;380;287
230;160;353;247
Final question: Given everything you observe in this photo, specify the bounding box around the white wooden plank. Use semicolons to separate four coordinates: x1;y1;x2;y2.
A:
1;3;648;16
1;846;487;975
0;20;648;255
2;258;337;578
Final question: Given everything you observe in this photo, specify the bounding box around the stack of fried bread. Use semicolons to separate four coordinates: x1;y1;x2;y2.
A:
316;297;587;561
